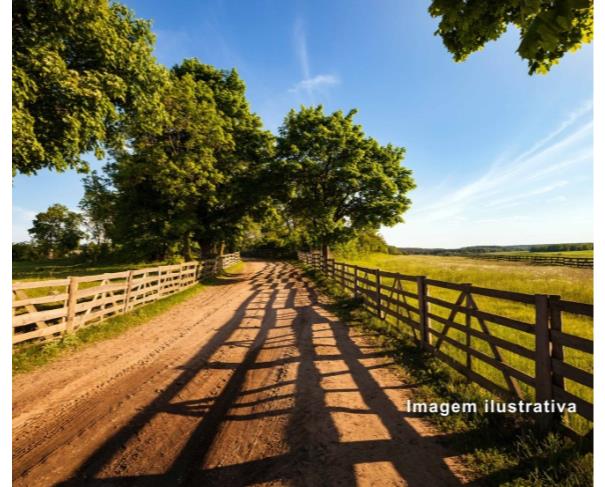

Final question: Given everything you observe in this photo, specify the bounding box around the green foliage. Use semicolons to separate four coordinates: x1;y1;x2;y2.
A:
12;241;41;261
332;229;389;258
110;58;274;260
274;105;415;255
429;0;593;74
28;204;85;258
12;0;167;175
79;170;115;247
529;242;593;253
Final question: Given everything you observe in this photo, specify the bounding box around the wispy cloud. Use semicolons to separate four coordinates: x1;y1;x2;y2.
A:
289;18;340;100
289;74;340;94
413;101;593;223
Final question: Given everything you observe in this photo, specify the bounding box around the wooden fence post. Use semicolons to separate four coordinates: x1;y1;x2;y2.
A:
122;270;134;313
354;265;359;297
375;269;382;319
549;295;564;424
463;283;472;370
66;276;79;334
417;276;428;348
535;294;553;431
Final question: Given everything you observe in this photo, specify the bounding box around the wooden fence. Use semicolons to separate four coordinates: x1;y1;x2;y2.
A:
12;252;241;347
298;251;593;436
467;254;593;268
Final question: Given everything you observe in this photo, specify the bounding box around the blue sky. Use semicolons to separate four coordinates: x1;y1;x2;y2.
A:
12;0;593;248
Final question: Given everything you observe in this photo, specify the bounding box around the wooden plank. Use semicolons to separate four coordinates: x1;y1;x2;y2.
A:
76;271;130;283
550;330;593;353
13;307;68;328
534;294;552;431
430;346;516;400
13;323;67;344
426;295;534;334
554;300;593;317
427;312;535;359
467;285;535;304
425;279;466;291
428;328;535;386
13;293;69;307
76;294;125;313
13;279;70;290
551;359;593;388
77;283;127;299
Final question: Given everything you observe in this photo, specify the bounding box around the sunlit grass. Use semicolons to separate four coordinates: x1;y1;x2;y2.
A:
329;252;593;434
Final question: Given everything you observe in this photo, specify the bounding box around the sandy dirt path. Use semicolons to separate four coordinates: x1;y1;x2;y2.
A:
13;261;469;486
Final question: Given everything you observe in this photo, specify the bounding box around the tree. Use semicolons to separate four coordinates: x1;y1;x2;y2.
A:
28;204;85;258
111;59;274;260
79;170;116;246
429;0;593;74
274;106;416;259
12;0;167;176
110;70;228;260
172;59;275;256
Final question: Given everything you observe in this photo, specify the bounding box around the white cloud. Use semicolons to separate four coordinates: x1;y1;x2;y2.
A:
290;18;340;100
383;101;593;247
289;74;340;94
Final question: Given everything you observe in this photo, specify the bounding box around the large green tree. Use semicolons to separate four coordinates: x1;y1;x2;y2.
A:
172;59;275;256
110;69;228;260
111;59;274;260
429;0;593;74
274;106;416;258
28;204;85;258
13;0;166;176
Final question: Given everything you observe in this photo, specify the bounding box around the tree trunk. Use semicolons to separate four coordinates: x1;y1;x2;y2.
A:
183;234;192;261
218;241;226;256
321;243;329;260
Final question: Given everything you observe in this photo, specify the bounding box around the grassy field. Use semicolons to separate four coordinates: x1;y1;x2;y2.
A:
13;258;169;281
331;252;593;434
490;250;593;258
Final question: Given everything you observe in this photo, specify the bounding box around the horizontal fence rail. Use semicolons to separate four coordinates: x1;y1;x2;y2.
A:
298;251;593;436
466;254;593;269
12;252;241;347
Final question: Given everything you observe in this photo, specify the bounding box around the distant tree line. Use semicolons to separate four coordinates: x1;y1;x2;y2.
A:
13;1;415;263
528;243;593;253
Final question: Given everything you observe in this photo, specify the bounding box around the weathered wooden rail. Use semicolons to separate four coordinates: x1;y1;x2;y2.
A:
12;252;241;347
467;254;593;268
298;251;593;436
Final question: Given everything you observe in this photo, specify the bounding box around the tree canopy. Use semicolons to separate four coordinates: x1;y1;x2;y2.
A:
274;106;415;257
429;0;593;74
12;0;166;176
28;204;85;258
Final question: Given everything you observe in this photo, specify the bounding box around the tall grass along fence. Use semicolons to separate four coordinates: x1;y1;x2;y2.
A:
468;254;593;268
12;252;241;347
298;251;593;438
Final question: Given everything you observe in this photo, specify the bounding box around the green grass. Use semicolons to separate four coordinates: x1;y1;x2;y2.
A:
303;266;592;486
331;253;593;434
490;250;593;258
12;261;246;375
13;258;169;281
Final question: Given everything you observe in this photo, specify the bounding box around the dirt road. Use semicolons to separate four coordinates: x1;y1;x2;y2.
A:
13;261;469;486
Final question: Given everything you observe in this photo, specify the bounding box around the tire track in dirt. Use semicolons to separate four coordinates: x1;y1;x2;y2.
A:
13;261;471;486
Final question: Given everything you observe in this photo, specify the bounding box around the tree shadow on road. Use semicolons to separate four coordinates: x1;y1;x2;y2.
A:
58;262;466;486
